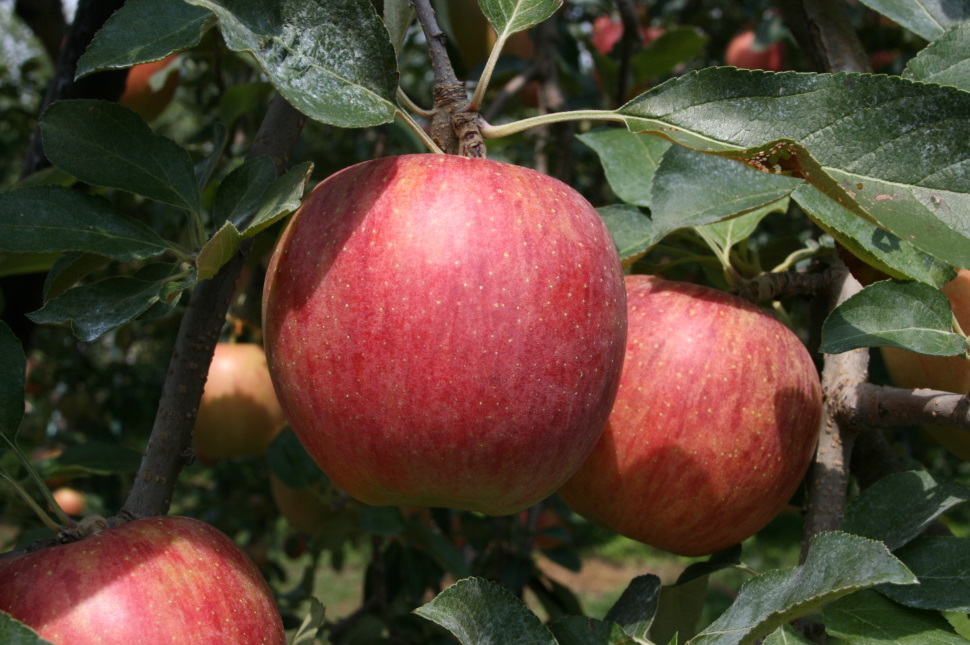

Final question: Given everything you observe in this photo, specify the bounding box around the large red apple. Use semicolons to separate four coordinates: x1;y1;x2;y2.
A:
725;30;786;71
0;515;285;644
881;269;970;461
262;154;627;516
193;342;287;460
119;55;179;122
558;275;821;557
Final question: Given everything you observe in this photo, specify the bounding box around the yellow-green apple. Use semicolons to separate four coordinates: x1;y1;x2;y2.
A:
193;342;287;460
880;268;970;461
558;275;821;557
0;515;285;644
119;55;179;122
725;30;786;71
262;154;627;515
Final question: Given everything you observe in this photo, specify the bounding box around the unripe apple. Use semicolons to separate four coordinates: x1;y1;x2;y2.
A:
193;342;287;460
880;269;970;461
725;30;786;71
119;55;179;122
0;516;285;644
262;154;627;516
558;275;821;557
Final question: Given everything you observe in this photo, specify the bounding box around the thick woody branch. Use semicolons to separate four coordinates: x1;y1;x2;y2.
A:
120;95;306;520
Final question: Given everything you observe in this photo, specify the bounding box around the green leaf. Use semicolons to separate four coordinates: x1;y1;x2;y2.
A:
0;186;169;261
688;531;916;645
27;271;181;341
75;0;214;78
40;100;201;213
604;574;661;641
213;156;278;228
793;184;953;286
57;442;144;475
358;505;404;537
549;616;641;645
0;613;57;645
194;121;229;192
578;128;671;208
266;429;324;489
855;0;969;40
0;252;61;278
631;27;708;81
879;536;970;612
904;23;970;91
762;625;815;645
698;202;781;254
291;597;326;645
650;146;800;235
186;0;399;128
195;221;242;281
479;0;563;38
598;204;656;267
618;69;970;269
239;160;312;238
403;517;472;580
415;577;557;645
824;589;969;644
43;253;112;300
819;281;969;355
841;471;970;551
383;0;415;56
0;321;26;441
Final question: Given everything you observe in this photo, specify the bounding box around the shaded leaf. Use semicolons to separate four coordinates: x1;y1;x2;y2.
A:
841;470;970;551
604;574;661;641
879;536;970;612
194;121;229;192
212;156;278;228
43;253;112;300
598;204;656;267
0;253;60;278
904;23;970;90
403;517;471;580
699;202;780;253
239;161;313;238
76;0;213;77
415;577;557;645
186;0;399;128
40;101;201;213
631;27;708;81
291;597;325;645
0;321;26;441
0;613;56;645
762;625;815;645
196;221;242;281
618;69;970;269
689;532;916;645
265;429;323;489
794;184;953;286
0;186;169;261
578;128;670;208
57;442;144;475
824;589;968;644
855;0;969;40
479;0;563;37
383;0;415;55
549;616;641;645
820;281;968;355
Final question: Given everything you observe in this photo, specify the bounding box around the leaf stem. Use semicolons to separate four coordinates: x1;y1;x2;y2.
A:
397;88;434;119
396;109;444;154
0;441;74;531
468;29;508;112
480;110;624;139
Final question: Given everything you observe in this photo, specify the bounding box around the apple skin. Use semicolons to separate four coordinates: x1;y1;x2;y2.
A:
262;154;627;516
725;30;786;71
591;15;664;56
880;269;970;461
0;516;285;644
119;55;179;122
558;275;821;557
193;342;287;460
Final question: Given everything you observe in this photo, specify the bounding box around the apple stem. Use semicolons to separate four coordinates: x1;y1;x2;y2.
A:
479;110;625;139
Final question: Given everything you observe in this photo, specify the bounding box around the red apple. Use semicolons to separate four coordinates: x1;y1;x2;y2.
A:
119;55;179;122
880;269;970;461
262;154;627;516
193;342;287;460
0;515;285;644
725;30;786;71
558;275;821;557
591;15;663;55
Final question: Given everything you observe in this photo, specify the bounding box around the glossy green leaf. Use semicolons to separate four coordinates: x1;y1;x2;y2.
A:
794;184;953;286
842;471;970;551
213;156;278;228
549;616;640;645
855;0;969;40
689;532;916;645
383;0;415;55
27;270;182;341
0;321;26;441
415;577;557;645
762;625;815;645
0;613;56;645
578;128;671;208
879;536;970;612
820;281;968;355
239;161;313;238
604;574;661;641
186;0;399;128
824;589;968;644
0;186;169;261
618;69;970;268
75;0;213;78
904;23;970;90
650;146;800;234
40;101;201;213
479;0;563;38
598;204;656;267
